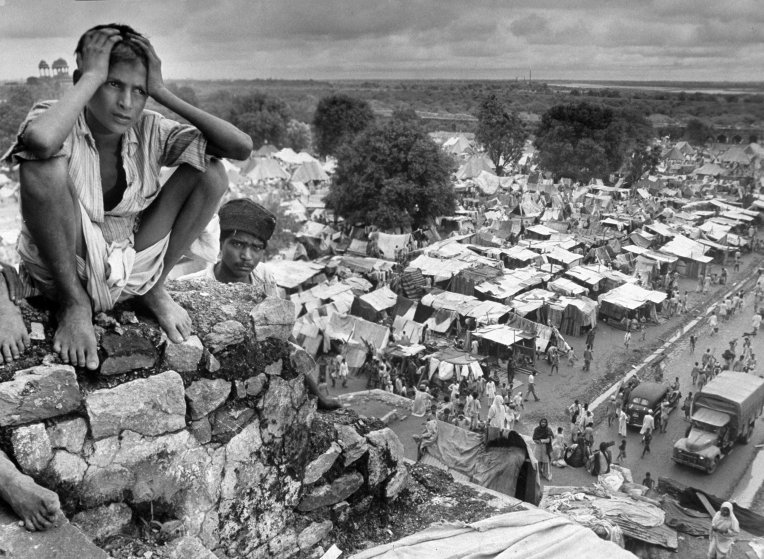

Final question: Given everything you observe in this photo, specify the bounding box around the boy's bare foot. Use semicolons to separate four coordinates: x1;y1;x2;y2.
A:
3;474;63;531
0;277;30;363
54;301;99;370
140;284;191;343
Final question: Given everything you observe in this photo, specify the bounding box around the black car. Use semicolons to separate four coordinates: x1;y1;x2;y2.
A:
626;382;679;428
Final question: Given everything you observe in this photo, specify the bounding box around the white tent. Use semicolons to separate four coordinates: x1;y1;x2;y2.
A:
291;161;329;183
246;158;289;181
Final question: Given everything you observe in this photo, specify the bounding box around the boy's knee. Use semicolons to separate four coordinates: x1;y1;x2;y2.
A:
19;159;70;201
200;159;228;199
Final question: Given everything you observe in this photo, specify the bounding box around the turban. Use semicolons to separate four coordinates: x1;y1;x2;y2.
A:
218;198;276;243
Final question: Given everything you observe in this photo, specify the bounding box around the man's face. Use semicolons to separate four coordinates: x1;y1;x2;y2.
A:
220;230;265;282
85;60;148;136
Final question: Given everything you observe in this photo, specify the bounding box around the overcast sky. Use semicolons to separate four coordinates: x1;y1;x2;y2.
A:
1;0;763;83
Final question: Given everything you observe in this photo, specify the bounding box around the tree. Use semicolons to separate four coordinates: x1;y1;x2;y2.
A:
326;118;455;230
313;94;374;157
0;85;37;156
624;141;661;185
475;94;527;176
534;102;652;183
684;118;712;145
230;92;291;149
285;119;312;152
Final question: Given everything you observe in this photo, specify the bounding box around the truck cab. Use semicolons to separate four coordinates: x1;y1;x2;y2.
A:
673;407;730;473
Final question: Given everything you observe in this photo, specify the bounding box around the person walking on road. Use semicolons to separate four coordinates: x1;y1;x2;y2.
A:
640;409;655;443
624;329;632;350
752;312;762;336
618;408;628;437
690;334;696;353
683;392;693;420
616;439;627;464
641;430;653;458
549;348;560;375
691;362;701;386
659;400;670;433
709;312;718;336
606;395;617;427
583;345;593;372
525;373;540;402
585;327;596;349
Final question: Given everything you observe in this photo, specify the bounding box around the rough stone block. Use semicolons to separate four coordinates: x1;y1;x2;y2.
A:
0;365;81;427
384;467;409;502
297;472;364;512
47;417;88;454
203;320;246;353
290;345;316;377
331;501;350;523
186;378;231;420
85;371;186;439
251;297;295;341
72;503;132;542
11;423;52;476
366;444;391;488
204;350;221;373
366;428;404;464
265;359;283;376
298;520;333;550
335;424;368;466
244;374;267;397
211;405;255;443
49;450;88;485
100;331;157;376
268;529;299;557
303;442;342;485
190;417;212;444
234;380;246;399
259;376;308;442
166;535;218;559
164;335;204;373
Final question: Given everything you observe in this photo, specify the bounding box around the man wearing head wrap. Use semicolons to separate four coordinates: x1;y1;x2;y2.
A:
708;502;739;558
532;418;554;481
178;198;278;296
180;198;342;410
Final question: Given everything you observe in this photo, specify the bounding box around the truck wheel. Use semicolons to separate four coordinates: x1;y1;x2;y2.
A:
706;458;720;474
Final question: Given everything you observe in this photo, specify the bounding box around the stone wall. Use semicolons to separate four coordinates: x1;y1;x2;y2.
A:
0;280;409;558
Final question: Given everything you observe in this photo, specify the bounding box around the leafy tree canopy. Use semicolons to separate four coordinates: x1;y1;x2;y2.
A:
475;94;528;176
684;118;713;145
313;94;374;157
534;101;652;183
286;119;312;152
326;117;455;230
229;91;291;150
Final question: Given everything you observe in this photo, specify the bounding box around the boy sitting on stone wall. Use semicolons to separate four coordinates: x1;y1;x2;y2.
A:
0;23;252;369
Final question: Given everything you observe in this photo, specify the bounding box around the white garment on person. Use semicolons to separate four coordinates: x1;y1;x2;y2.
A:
708;501;740;557
640;414;655;435
176;262;280;297
487;395;506;428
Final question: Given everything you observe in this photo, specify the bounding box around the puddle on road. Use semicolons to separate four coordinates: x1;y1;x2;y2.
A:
732;448;764;507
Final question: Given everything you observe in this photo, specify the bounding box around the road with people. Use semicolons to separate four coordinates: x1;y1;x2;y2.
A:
549;278;764;501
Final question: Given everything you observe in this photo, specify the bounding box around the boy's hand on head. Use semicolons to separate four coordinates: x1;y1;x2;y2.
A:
78;28;122;84
129;34;165;97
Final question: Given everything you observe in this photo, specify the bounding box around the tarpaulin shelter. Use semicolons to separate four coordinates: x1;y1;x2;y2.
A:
391;316;425;344
351;286;397;322
290;161;329;183
415;420;540;504
456;154;495;180
427;349;483;382
547;277;588;297
246;158;289;181
399;267;426;299
598;283;667;324
660;234;712;278
351;507;637;559
261;260;325;291
323;313;390;369
408;254;475;283
374;232;412;260
472;324;537;360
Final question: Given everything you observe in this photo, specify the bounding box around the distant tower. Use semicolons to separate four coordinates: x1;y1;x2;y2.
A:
38;60;49;78
51;58;69;78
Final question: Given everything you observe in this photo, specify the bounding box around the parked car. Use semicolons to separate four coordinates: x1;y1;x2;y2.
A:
626;382;679;428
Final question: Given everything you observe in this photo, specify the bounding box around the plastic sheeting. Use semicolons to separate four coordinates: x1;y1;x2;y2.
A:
351;508;637;559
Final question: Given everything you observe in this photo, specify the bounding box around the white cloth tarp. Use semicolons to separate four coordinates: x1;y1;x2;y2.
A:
392;316;424;344
409;254;475;282
290;161;329;183
324;313;390;352
660;234;712;263
351;508;637;559
547;277;587;296
376;233;412;260
599;283;667;310
360;286;398;312
246;158;289;181
473;324;533;347
261;260;324;289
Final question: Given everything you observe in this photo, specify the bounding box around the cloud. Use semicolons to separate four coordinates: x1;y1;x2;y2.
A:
1;0;764;81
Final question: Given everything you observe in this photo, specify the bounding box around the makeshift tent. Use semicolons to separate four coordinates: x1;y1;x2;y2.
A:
660;234;712;278
374;232;411;260
547;277;588;297
261;260;324;290
456;154;495;179
246;158;289;181
598;283;666;324
427;349;483;382
290;161;329;183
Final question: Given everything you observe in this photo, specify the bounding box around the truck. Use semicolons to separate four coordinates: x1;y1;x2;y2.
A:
672;371;764;474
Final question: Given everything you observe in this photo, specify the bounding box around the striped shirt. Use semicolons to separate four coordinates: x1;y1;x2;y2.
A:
4;100;209;245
